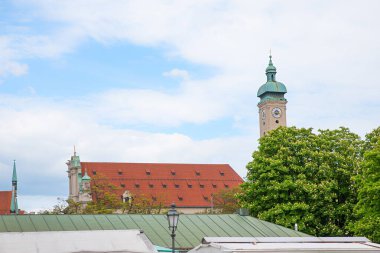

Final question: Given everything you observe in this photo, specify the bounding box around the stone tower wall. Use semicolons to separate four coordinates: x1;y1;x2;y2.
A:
258;100;287;137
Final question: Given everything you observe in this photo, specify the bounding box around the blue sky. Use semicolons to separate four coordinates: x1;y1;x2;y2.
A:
0;0;379;211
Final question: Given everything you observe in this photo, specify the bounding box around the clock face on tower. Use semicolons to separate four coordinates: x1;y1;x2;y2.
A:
272;107;282;118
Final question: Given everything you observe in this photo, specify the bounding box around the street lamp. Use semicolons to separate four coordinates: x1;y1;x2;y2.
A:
167;203;179;253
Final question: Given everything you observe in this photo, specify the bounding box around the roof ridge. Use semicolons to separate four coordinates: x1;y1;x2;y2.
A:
81;161;231;166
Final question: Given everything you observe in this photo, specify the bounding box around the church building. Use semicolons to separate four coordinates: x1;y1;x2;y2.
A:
67;150;243;213
257;55;287;137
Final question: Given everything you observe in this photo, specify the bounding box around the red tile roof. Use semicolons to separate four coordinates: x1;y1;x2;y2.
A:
0;191;12;214
81;162;243;208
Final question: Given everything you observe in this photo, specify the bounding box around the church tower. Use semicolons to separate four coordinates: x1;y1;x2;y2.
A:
257;55;287;137
67;147;92;206
67;147;82;202
10;160;18;214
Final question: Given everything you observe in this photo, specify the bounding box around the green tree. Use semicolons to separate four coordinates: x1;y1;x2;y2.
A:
239;126;362;236
84;173;123;214
51;198;82;214
351;127;380;243
363;126;380;151
125;192;167;214
213;186;242;214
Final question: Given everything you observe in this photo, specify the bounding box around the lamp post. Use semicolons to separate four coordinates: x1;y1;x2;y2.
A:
167;203;179;253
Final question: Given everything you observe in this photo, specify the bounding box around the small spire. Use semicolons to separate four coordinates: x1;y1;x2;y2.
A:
265;53;277;81
268;53;273;66
74;145;76;156
82;167;91;180
12;160;17;183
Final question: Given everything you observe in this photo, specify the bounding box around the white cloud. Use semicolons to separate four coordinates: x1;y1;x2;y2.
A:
0;94;254;175
18;195;64;213
3;1;380;100
2;1;378;125
0;37;28;77
0;61;28;77
0;29;84;77
89;71;259;126
13;1;379;71
163;68;190;80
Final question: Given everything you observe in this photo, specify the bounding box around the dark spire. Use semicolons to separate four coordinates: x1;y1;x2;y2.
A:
12;160;17;184
10;160;18;214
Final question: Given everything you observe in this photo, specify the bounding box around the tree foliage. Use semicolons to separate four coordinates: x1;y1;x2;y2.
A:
83;173;123;214
239;126;362;236
213;186;242;214
51;198;81;214
124;192;167;214
351;127;380;243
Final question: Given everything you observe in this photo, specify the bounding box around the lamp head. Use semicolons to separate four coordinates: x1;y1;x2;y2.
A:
167;203;179;231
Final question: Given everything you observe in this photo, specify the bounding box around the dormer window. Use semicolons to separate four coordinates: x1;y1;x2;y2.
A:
146;169;151;175
152;196;157;201
203;195;209;201
219;171;225;176
200;183;205;188
135;183;140;188
171;169;176;176
195;170;200;176
178;195;183;201
175;184;180;188
162;183;167;188
120;183;126;188
149;183;154;188
224;183;229;188
92;170;97;175
118;170;123;175
188;183;192;188
212;183;217;188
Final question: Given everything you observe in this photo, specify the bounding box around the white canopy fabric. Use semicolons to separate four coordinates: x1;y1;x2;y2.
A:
190;237;380;253
0;230;158;253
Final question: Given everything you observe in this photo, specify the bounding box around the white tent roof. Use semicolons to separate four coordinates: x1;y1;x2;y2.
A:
190;237;380;253
0;230;157;253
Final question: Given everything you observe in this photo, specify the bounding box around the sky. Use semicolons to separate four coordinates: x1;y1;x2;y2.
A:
0;0;379;212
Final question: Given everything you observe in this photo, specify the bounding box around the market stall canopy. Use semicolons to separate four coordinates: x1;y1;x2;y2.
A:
0;214;309;249
190;237;380;253
0;229;157;253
